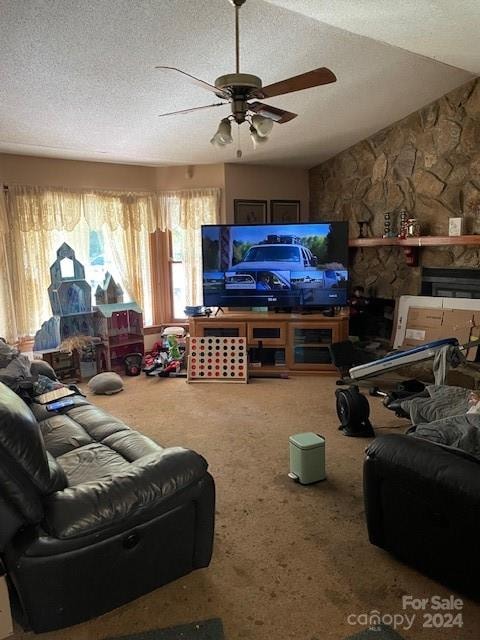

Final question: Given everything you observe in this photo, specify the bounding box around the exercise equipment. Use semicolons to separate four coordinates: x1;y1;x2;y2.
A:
349;338;459;380
333;338;465;438
335;385;375;437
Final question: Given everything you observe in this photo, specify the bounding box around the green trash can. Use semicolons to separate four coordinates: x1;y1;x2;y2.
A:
288;432;326;484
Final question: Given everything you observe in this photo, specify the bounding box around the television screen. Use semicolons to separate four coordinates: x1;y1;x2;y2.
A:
201;222;349;310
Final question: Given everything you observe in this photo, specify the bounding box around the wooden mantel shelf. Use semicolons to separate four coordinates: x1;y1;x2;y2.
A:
349;235;480;248
348;235;480;266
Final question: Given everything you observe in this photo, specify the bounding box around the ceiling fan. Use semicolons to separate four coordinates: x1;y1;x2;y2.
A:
155;0;336;152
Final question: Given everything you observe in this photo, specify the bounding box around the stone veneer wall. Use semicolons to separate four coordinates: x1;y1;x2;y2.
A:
309;78;480;298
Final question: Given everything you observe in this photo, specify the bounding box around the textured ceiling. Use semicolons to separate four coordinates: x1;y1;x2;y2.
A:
0;0;474;168
267;0;480;73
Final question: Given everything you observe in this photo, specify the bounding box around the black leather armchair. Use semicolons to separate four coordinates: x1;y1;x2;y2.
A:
364;434;480;598
0;382;215;632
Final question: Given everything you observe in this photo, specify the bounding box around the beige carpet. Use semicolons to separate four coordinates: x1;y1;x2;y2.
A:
13;375;480;640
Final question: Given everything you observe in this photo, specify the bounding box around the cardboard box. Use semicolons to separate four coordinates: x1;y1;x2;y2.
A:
402;308;444;347
0;577;13;639
406;307;443;329
402;307;474;350
394;296;480;349
442;309;473;345
393;295;443;348
403;327;444;347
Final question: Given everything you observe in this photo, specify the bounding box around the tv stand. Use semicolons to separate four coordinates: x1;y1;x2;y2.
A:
189;311;349;374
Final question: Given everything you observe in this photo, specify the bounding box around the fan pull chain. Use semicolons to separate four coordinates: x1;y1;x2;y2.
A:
236;124;242;158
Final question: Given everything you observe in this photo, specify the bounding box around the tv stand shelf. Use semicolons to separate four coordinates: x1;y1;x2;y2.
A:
189;312;348;374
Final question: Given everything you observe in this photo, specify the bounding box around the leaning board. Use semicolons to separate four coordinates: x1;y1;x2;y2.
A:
187;337;248;383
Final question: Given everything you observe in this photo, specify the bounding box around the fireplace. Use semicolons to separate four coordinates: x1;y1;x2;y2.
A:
349;296;395;339
421;267;480;298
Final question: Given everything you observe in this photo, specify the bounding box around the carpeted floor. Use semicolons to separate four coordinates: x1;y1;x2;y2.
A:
12;375;480;640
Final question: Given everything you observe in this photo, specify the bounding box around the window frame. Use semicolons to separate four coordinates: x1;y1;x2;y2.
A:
149;229;189;328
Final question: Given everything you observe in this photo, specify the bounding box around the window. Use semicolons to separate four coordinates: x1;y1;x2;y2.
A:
53;226;124;294
151;222;208;323
53;222;154;326
170;225;186;319
3;185;219;338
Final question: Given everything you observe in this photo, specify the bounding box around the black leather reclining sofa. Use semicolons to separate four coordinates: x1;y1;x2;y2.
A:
0;382;215;632
364;434;480;598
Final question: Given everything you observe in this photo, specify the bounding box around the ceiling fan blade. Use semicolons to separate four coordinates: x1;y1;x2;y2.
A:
261;67;336;99
248;101;297;124
155;66;230;99
158;103;226;118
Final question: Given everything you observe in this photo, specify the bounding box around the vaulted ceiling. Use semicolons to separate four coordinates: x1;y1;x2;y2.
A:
0;0;477;167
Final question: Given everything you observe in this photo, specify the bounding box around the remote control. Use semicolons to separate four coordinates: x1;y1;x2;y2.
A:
46;398;75;411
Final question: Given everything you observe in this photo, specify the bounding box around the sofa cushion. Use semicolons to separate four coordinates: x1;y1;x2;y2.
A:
57;442;132;486
88;372;123;395
63;404;161;459
36;401;164;489
39;414;95;457
43;448;209;538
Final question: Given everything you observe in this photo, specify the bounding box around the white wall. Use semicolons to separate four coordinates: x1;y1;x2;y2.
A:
224;163;309;223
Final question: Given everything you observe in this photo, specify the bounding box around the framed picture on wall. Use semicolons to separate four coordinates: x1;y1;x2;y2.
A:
270;200;301;224
234;199;267;224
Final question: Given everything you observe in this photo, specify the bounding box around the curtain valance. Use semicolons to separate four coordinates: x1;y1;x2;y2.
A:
5;185;221;233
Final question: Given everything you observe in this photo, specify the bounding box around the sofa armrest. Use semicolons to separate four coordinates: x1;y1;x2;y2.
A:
365;433;480;499
43;447;208;539
364;433;480;597
364;434;480;548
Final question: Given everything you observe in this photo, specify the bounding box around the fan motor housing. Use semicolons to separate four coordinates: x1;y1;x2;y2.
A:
215;74;263;123
215;73;262;92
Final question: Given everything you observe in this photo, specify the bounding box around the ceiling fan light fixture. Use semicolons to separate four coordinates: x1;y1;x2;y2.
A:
217;118;233;144
210;133;227;147
249;125;268;148
210;118;233;147
251;114;273;138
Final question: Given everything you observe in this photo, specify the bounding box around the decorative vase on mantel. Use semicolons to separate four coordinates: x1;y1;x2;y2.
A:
406;218;420;237
398;209;409;239
382;212;396;238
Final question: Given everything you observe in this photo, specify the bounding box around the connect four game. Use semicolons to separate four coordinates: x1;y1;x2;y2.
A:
187;337;248;383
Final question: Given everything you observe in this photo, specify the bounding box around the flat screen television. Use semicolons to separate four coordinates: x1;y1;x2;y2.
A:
201;222;349;311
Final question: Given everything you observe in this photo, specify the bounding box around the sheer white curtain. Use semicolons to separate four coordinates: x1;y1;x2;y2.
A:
103;224;153;326
54;218;90;267
0;190;17;342
6;187;161;335
1;185;221;339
